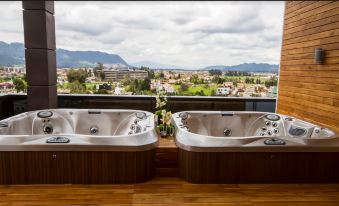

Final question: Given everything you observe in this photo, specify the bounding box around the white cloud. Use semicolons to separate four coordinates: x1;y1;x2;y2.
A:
0;1;284;68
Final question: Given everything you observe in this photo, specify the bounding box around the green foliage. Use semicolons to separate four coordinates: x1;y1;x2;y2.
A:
212;76;224;84
159;72;164;78
210;89;216;96
195;89;205;96
190;74;201;84
123;76;151;95
99;71;105;81
174;84;218;96
155;110;162;116
155;91;168;109
158;124;164;131
180;83;189;91
3;77;11;81
140;66;154;79
12;77;27;93
224;71;250;76
94;89;110;94
208;69;222;76
68;80;86;94
265;76;278;88
67;69;88;84
93;62;104;78
245;77;255;84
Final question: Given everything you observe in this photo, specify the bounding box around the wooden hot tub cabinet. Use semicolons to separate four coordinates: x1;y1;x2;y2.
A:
179;149;339;183
0;150;155;184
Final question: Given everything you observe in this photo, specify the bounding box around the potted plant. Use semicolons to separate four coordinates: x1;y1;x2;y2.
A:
155;91;174;138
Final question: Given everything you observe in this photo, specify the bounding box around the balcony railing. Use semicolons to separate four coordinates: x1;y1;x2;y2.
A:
0;94;276;120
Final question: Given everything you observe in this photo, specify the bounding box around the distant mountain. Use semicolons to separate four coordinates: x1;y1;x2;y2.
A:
56;49;128;68
0;41;128;68
203;63;279;73
0;41;279;72
131;61;184;70
0;41;25;65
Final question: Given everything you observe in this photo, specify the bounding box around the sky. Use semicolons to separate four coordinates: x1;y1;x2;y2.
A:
0;1;284;69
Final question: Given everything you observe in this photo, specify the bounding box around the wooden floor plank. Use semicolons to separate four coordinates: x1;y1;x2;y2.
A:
0;178;339;205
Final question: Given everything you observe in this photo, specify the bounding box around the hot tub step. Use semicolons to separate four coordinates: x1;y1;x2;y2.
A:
156;136;178;177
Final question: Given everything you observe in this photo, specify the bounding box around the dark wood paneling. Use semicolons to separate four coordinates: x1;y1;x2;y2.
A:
179;149;339;183
70;150;155;184
0;152;26;184
25;152;70;184
69;151;90;184
0;151;155;184
156;137;178;177
278;1;339;131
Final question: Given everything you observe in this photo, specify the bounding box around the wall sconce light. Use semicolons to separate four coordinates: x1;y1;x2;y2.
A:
315;48;325;64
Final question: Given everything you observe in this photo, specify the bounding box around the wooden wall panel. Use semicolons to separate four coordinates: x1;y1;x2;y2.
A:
179;150;339;183
278;1;339;131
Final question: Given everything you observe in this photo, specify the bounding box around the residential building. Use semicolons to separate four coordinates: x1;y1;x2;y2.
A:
102;68;148;81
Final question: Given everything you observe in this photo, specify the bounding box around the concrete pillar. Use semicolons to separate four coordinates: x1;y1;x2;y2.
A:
22;1;57;110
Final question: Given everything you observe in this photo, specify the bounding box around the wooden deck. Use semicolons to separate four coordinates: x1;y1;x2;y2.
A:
1;177;339;205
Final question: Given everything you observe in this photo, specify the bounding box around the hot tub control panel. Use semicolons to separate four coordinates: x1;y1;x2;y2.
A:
254;114;285;137
46;136;70;143
264;138;286;145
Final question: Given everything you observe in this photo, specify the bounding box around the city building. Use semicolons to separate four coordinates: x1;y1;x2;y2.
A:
266;86;277;98
216;87;231;96
102;68;148;81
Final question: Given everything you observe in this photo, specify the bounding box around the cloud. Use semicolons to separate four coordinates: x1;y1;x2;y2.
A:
0;1;284;68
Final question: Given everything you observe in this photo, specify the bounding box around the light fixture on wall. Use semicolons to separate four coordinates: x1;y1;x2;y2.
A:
315;48;325;64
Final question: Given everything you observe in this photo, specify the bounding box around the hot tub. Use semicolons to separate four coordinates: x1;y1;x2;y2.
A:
172;111;339;183
0;109;157;184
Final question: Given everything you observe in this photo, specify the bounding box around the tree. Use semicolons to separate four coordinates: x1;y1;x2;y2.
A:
68;80;86;94
67;69;88;84
159;72;164;78
140;66;154;79
141;77;151;91
190;74;200;84
95;89;110;94
93;62;104;78
245;77;255;84
195;90;205;96
265;76;278;88
209;69;222;76
180;83;189;91
99;71;105;81
13;77;27;93
212;76;224;84
211;89;216;96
